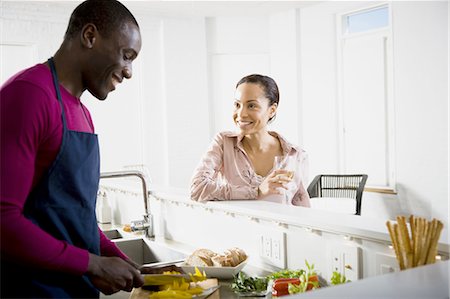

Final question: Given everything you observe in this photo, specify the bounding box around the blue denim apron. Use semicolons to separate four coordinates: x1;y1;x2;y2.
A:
1;58;101;298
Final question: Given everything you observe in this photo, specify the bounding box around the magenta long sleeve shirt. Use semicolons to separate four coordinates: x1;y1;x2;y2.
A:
1;63;126;275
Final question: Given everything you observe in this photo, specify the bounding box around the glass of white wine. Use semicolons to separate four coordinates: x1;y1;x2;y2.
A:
274;156;297;204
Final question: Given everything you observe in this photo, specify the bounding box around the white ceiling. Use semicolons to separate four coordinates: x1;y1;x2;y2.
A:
12;1;321;18
123;1;320;17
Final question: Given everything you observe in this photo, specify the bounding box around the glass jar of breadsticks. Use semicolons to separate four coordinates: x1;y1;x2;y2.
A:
386;215;444;270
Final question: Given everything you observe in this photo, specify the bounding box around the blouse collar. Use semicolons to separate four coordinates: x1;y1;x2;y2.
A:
230;131;298;156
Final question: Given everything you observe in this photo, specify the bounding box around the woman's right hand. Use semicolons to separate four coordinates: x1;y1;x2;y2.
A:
258;169;293;198
86;253;144;295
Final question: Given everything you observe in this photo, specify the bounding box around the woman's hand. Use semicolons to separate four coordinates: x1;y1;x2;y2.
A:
258;169;293;198
86;254;144;295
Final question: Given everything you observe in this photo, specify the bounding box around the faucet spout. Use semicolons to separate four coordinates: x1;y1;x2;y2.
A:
99;170;153;238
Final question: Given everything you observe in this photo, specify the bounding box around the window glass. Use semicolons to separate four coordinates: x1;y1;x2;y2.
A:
346;6;389;34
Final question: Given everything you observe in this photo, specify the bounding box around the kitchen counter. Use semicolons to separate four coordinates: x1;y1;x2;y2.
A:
130;261;449;299
97;184;449;298
99;224;449;299
151;190;449;254
200;261;448;299
130;264;271;299
290;260;449;299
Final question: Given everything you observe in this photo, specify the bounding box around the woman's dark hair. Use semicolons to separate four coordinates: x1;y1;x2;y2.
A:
236;74;279;123
64;0;139;40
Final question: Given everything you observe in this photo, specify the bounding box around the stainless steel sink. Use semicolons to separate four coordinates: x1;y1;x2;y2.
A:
102;229;123;240
100;238;187;299
113;238;186;266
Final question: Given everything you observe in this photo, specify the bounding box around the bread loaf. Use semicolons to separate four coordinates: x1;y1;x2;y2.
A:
185;247;247;267
185;249;217;267
211;255;232;267
224;247;247;266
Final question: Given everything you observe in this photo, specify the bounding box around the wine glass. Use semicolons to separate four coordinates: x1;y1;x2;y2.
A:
274;156;297;204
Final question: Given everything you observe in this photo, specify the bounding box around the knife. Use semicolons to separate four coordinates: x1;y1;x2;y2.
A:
142;273;192;286
139;260;186;276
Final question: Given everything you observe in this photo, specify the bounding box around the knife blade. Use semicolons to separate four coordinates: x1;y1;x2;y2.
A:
142;274;192;286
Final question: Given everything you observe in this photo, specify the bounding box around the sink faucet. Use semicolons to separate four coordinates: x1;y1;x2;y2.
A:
99;170;153;238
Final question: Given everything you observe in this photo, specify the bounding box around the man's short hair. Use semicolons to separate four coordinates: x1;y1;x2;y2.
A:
64;0;139;40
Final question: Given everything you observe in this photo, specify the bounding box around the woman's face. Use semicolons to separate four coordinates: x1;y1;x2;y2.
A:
233;82;277;135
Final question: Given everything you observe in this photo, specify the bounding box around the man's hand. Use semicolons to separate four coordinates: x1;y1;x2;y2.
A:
86;254;144;295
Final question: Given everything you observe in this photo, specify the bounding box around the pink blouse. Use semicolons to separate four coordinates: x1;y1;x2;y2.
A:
190;131;311;207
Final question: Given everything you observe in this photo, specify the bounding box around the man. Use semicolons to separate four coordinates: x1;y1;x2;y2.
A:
1;0;144;297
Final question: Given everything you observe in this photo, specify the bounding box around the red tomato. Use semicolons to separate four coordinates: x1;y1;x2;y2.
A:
306;275;319;291
272;278;300;297
274;278;301;284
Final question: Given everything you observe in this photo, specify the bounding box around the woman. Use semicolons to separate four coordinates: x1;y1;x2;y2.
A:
190;74;310;207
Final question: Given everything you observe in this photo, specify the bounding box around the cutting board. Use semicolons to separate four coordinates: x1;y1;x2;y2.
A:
129;278;220;299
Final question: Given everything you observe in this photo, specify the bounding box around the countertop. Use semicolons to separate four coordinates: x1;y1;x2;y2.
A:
289;260;449;299
131;261;449;299
99;224;449;299
151;189;449;253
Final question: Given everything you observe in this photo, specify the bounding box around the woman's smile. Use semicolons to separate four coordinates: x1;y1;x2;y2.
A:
237;120;253;129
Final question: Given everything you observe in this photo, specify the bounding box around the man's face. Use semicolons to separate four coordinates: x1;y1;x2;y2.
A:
85;22;142;100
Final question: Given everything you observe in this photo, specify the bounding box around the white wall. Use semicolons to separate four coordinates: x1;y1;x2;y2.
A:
298;1;448;224
391;1;448;224
1;1;448;225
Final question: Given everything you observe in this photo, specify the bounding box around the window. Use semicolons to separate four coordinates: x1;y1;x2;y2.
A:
344;6;389;34
336;4;395;191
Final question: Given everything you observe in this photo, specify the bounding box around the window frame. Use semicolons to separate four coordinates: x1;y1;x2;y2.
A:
335;3;396;193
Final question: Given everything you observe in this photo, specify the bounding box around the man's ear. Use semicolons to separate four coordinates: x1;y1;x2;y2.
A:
80;23;97;49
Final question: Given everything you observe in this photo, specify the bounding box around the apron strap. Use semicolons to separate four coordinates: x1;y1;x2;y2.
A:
48;57;68;130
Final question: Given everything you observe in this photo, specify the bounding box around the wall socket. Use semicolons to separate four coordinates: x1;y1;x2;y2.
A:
375;253;399;275
259;231;286;268
327;243;361;281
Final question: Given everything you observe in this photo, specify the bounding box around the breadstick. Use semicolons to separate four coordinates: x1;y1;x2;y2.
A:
413;217;422;266
397;216;413;268
417;219;429;266
424;219;436;263
424;220;435;264
409;215;415;251
409;215;418;265
386;221;404;270
395;223;407;270
426;220;443;265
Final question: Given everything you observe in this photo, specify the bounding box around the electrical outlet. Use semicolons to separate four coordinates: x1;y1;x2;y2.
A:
259;231;286;268
331;252;344;273
262;235;272;258
328;243;360;281
272;238;281;260
375;253;399;275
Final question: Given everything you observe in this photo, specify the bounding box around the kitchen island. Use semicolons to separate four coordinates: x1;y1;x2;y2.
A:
289;260;449;299
147;190;449;280
128;260;449;299
97;185;449;298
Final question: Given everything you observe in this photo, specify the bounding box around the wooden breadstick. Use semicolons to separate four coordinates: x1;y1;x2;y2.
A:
424;220;435;264
426;220;443;265
397;216;413;268
424;219;436;263
386;221;404;270
394;223;407;270
417;219;430;266
409;215;415;250
413;217;420;266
